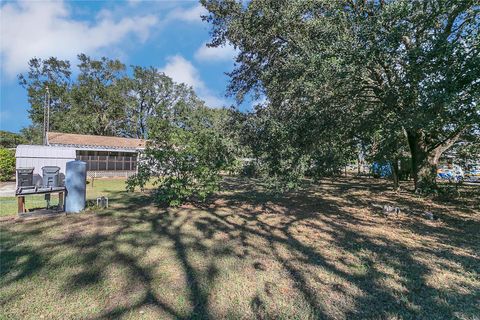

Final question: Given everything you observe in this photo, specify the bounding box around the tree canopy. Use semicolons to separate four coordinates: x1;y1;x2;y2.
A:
0;131;26;148
18;54;228;140
14;1;480;201
202;0;480;190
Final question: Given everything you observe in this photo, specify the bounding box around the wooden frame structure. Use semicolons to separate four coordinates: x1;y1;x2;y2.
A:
16;187;65;214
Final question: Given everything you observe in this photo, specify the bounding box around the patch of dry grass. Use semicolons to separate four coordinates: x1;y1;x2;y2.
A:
0;177;479;319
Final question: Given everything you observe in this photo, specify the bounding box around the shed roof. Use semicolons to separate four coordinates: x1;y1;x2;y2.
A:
47;132;146;150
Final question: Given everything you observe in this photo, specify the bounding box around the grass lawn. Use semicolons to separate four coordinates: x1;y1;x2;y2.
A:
0;178;140;217
0;177;479;319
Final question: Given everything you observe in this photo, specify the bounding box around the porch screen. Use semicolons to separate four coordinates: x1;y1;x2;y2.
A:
76;151;138;171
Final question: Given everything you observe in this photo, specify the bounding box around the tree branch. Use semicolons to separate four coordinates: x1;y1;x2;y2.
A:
427;126;466;154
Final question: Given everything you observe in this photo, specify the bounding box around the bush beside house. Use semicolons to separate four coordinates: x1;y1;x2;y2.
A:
0;148;15;181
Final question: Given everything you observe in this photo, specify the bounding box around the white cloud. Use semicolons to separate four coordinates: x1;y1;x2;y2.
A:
127;0;141;6
166;4;206;23
0;1;158;77
160;55;227;108
194;42;237;62
201;92;228;108
161;55;203;89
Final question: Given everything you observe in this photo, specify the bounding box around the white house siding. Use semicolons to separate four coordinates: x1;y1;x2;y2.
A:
15;145;76;188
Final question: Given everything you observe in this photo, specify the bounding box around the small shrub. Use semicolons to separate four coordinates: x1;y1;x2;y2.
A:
241;161;261;177
0;148;15;181
127;105;236;207
225;158;242;175
126;165;152;192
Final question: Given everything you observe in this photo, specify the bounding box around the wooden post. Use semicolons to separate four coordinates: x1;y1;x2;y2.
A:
58;192;64;211
17;196;25;214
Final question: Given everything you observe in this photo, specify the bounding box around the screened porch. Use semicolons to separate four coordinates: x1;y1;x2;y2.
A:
76;150;138;172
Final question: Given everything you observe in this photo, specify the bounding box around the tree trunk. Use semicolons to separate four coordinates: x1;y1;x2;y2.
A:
392;159;400;191
406;129;463;191
407;130;439;191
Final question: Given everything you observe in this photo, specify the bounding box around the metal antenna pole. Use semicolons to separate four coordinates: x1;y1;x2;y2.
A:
43;86;48;145
46;86;50;144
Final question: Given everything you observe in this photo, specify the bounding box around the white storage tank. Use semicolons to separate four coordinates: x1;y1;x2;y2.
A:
65;160;87;213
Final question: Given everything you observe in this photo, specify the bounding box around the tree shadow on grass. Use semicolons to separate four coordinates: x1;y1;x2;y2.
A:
207;177;479;319
0;176;478;319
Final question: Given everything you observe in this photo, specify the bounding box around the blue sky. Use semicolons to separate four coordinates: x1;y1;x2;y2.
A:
0;0;244;133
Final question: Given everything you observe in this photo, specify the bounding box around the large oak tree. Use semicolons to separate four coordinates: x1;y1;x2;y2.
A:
202;0;480;190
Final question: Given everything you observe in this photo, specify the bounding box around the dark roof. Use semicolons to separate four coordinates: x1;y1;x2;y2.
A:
47;132;146;150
